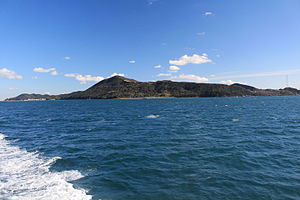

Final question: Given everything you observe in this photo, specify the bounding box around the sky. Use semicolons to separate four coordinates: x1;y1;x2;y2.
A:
1;0;300;100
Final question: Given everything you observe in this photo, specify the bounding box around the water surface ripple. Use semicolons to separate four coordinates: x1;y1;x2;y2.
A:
1;96;300;200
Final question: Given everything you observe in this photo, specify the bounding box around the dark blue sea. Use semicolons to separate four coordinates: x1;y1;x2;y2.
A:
1;96;300;200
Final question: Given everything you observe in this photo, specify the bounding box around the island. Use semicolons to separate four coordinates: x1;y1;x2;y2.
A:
5;76;300;101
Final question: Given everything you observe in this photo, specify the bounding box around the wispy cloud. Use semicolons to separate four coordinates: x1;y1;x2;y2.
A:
169;65;180;72
210;69;300;80
64;73;104;84
148;0;158;5
33;67;58;76
153;65;162;69
50;71;58;76
171;74;208;83
197;32;206;36
0;68;23;79
157;73;171;77
33;67;55;73
169;69;300;84
8;87;19;91
129;60;136;64
203;11;214;16
169;54;212;66
64;56;71;60
184;47;195;51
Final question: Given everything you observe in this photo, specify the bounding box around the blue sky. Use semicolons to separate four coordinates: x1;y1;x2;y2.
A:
1;0;300;100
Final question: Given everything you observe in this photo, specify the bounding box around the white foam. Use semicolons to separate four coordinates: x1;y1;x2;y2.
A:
0;133;92;200
145;115;160;119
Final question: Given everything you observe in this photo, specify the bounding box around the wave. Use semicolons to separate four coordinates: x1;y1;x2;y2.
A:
0;133;92;200
145;115;160;119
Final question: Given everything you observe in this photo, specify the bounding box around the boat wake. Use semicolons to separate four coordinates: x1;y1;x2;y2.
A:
0;133;92;200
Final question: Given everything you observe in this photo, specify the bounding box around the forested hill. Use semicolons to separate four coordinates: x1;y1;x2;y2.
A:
5;76;300;101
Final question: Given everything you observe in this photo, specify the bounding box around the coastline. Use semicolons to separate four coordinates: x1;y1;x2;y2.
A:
5;95;300;102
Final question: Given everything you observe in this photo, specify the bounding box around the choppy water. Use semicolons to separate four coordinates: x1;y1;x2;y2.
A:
1;96;300;200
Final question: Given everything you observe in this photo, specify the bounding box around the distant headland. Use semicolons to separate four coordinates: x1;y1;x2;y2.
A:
5;76;300;101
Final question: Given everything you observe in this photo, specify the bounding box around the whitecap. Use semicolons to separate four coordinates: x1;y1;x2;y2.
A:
0;133;92;200
145;115;160;119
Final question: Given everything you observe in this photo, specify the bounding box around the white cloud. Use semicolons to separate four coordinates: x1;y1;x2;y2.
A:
153;65;162;69
64;73;104;84
197;32;206;36
220;80;247;85
33;67;56;73
51;71;58;76
210;69;300;81
64;56;71;60
33;67;58;76
129;60;136;64
108;73;125;78
8;88;19;90
203;11;214;16
169;54;212;66
169;65;180;72
172;74;208;83
157;73;171;77
0;68;23;79
65;72;126;84
64;73;76;78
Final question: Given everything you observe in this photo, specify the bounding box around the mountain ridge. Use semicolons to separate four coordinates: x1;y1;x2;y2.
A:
5;76;300;101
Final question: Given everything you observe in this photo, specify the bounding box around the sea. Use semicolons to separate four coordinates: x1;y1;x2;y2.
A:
0;96;300;200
